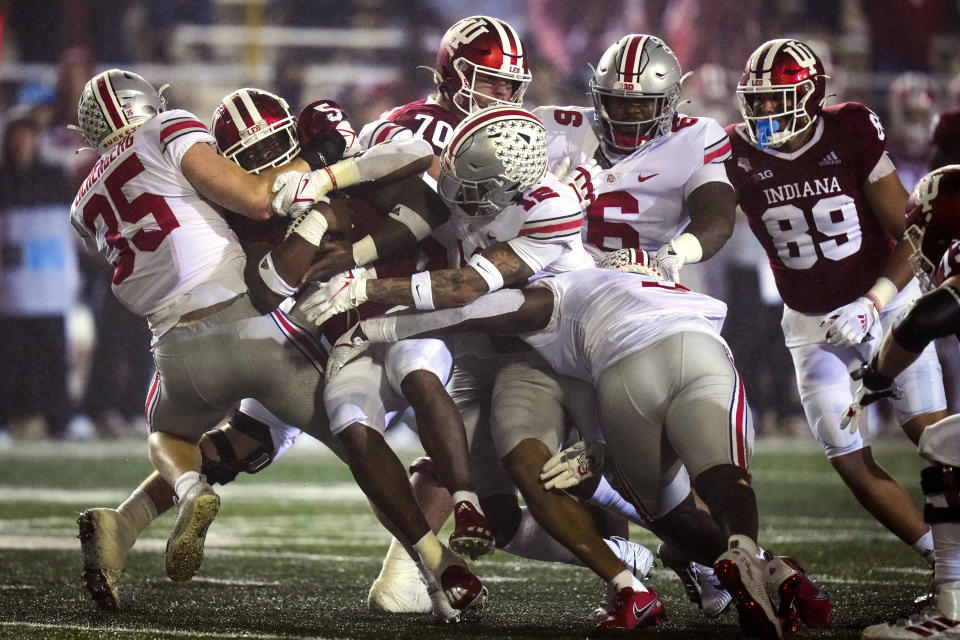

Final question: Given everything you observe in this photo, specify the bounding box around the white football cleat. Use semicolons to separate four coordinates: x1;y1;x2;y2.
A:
77;508;135;610
367;541;432;614
607;536;655;581
165;482;220;583
714;536;781;639
862;581;960;639
657;543;733;618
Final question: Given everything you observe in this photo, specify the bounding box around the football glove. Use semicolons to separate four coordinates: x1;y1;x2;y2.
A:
539;440;605;491
299;267;371;326
839;358;902;434
271;169;335;218
563;158;601;207
597;248;661;276
654;233;703;283
820;296;879;347
326;323;370;381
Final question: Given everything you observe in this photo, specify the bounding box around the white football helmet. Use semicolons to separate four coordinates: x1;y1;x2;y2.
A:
437;106;547;218
76;69;166;152
590;34;687;154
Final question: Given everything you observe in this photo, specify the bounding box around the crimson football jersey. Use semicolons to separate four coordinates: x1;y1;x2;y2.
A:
725;103;896;313
376;98;459;156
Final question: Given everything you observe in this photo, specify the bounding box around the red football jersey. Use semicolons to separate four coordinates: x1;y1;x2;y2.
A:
937;239;960;288
381;98;459;156
725;103;896;313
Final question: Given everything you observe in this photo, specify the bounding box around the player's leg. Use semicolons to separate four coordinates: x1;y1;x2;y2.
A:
599;333;781;638
790;340;935;563
324;348;484;619
863;414;960;639
385;338;494;558
493;357;663;631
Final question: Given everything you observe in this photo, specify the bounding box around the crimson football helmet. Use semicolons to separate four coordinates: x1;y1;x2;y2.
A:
437;106;547;218
211;88;300;174
435;16;531;117
736;39;827;150
590;34;687;154
76;69;166;152
905;165;960;291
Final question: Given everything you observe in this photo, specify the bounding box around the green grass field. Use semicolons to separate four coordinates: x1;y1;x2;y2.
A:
0;435;933;639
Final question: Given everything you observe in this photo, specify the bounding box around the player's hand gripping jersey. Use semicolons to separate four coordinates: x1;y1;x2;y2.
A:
724;103;896;314
71;110;247;340
534;105;731;253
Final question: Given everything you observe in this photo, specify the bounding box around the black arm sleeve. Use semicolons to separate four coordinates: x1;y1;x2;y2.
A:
891;285;960;353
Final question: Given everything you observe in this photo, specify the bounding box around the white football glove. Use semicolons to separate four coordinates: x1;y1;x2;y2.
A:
326;323;370;381
654;233;703;283
597;248;661;276
820;296;879;347
299;267;371;326
563;158;602;207
539;441;605;491
271;169;334;218
839;359;902;434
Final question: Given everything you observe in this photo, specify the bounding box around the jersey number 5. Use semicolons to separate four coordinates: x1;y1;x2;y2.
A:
81;154;180;284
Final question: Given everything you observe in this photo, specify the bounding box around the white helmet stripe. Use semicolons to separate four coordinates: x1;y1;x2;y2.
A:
758;39;785;82
486;17;523;65
237;89;264;124
222;91;251;131
619;34;648;81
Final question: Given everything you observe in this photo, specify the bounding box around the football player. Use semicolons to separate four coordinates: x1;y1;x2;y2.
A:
71;76;487;619
722;39;949;576
299;106;666;631
528;34;740;617
325;256;831;639
296;17;646;617
844;166;960;639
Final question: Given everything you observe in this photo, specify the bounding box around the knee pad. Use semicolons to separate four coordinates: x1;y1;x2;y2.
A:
921;464;960;524
200;412;276;485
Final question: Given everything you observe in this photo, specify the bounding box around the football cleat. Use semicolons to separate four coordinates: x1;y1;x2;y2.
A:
764;553;832;628
595;586;665;630
658;543;733;618
862;581;960;639
439;562;486;611
77;508;135;610
715;537;782;639
449;501;495;560
164;482;220;583
608;536;655;581
367;542;432;614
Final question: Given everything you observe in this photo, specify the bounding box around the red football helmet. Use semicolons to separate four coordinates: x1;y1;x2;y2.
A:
211;88;300;174
435;16;531;118
905;165;960;291
736;39;827;150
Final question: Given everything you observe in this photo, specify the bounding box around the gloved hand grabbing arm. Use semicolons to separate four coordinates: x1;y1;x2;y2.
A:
298;267;372;326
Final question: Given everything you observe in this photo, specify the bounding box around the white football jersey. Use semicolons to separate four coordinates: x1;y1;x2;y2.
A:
524;268;729;382
433;171;595;277
70;109;247;340
532;105;732;253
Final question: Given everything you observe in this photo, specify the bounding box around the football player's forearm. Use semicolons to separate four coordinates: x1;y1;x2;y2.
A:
684;182;737;260
365;268;490;308
879;238;920;291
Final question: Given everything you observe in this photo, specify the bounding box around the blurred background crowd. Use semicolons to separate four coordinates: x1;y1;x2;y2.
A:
0;0;958;443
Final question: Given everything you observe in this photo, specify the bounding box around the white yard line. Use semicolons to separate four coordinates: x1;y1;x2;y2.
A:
0;620;332;639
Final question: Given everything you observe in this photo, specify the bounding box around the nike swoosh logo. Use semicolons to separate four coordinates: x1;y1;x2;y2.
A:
637;173;659;182
331;271;355;297
293;176;312;203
